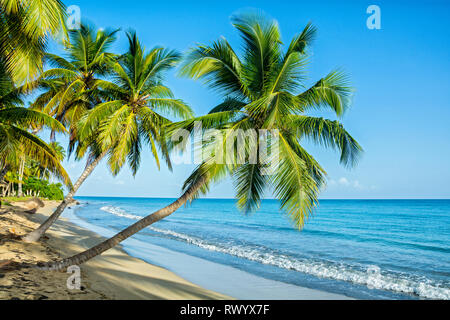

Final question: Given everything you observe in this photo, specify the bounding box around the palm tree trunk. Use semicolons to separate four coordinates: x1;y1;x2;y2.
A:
7;182;11;197
0;164;8;209
17;156;25;197
22;152;107;243
39;176;207;271
0;164;10;182
4;183;10;197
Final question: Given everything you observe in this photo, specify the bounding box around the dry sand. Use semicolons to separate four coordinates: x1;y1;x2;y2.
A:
0;201;230;300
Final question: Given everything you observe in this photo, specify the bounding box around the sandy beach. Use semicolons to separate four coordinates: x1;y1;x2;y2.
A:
0;201;229;300
0;200;353;300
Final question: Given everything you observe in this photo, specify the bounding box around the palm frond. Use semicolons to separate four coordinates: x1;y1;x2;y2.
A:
234;163;266;213
76;100;123;140
208;98;247;114
231;12;281;96
179;38;247;98
147;98;193;120
271;131;320;228
297;70;353;117
0;0;67;85
285;22;316;57
291;115;363;167
0;107;66;133
107;111;138;175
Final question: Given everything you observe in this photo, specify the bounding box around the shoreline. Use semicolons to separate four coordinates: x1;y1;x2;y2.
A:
1;200;351;300
66;201;352;300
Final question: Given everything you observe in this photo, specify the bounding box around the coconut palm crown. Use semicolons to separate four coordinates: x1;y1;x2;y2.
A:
77;31;193;175
31;23;119;144
178;13;363;228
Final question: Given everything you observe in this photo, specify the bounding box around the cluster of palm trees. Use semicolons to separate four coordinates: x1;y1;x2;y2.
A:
1;141;65;198
0;0;71;206
1;1;362;270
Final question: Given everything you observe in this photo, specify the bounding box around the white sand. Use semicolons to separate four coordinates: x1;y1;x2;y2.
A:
2;200;352;300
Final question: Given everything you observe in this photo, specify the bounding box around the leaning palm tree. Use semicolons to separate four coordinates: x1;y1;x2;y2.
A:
76;32;193;176
22;24;119;242
40;14;362;270
23;31;192;243
0;0;67;85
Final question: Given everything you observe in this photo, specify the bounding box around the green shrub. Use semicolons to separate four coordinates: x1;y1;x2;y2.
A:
22;176;64;200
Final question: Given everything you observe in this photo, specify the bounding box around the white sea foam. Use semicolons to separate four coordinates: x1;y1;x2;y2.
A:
100;205;143;220
100;205;450;299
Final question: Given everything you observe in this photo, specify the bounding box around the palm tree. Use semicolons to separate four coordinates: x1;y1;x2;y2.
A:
39;14;362;270
49;141;66;161
23;31;192;243
0;64;71;187
22;24;119;242
0;108;71;190
26;141;66;181
76;32;193;174
31;24;119;135
0;0;67;85
0;111;70;182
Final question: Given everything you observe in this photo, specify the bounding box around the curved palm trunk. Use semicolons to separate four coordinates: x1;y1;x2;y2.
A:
17;156;25;197
22;152;107;243
39;176;206;271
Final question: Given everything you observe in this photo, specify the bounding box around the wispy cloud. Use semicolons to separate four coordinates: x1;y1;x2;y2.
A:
328;177;376;191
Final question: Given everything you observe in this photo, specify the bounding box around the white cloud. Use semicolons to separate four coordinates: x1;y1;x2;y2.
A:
338;177;350;186
328;177;374;191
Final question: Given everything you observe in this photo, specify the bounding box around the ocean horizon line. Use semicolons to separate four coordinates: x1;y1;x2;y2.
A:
74;196;450;201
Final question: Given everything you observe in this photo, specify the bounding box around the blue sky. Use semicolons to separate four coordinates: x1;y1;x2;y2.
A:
45;0;450;199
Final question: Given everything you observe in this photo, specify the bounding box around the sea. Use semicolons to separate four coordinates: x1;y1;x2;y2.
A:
67;197;450;300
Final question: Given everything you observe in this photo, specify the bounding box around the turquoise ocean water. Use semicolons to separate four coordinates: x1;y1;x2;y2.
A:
70;198;450;300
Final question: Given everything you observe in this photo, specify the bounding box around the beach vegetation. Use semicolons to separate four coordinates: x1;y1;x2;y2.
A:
0;69;71;202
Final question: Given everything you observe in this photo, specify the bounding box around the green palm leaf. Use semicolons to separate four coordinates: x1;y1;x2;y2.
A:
291;115;363;167
181;13;362;229
0;0;67;85
297;70;353;117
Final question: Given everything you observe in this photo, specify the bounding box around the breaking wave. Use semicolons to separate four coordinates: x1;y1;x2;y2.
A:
100;205;450;299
